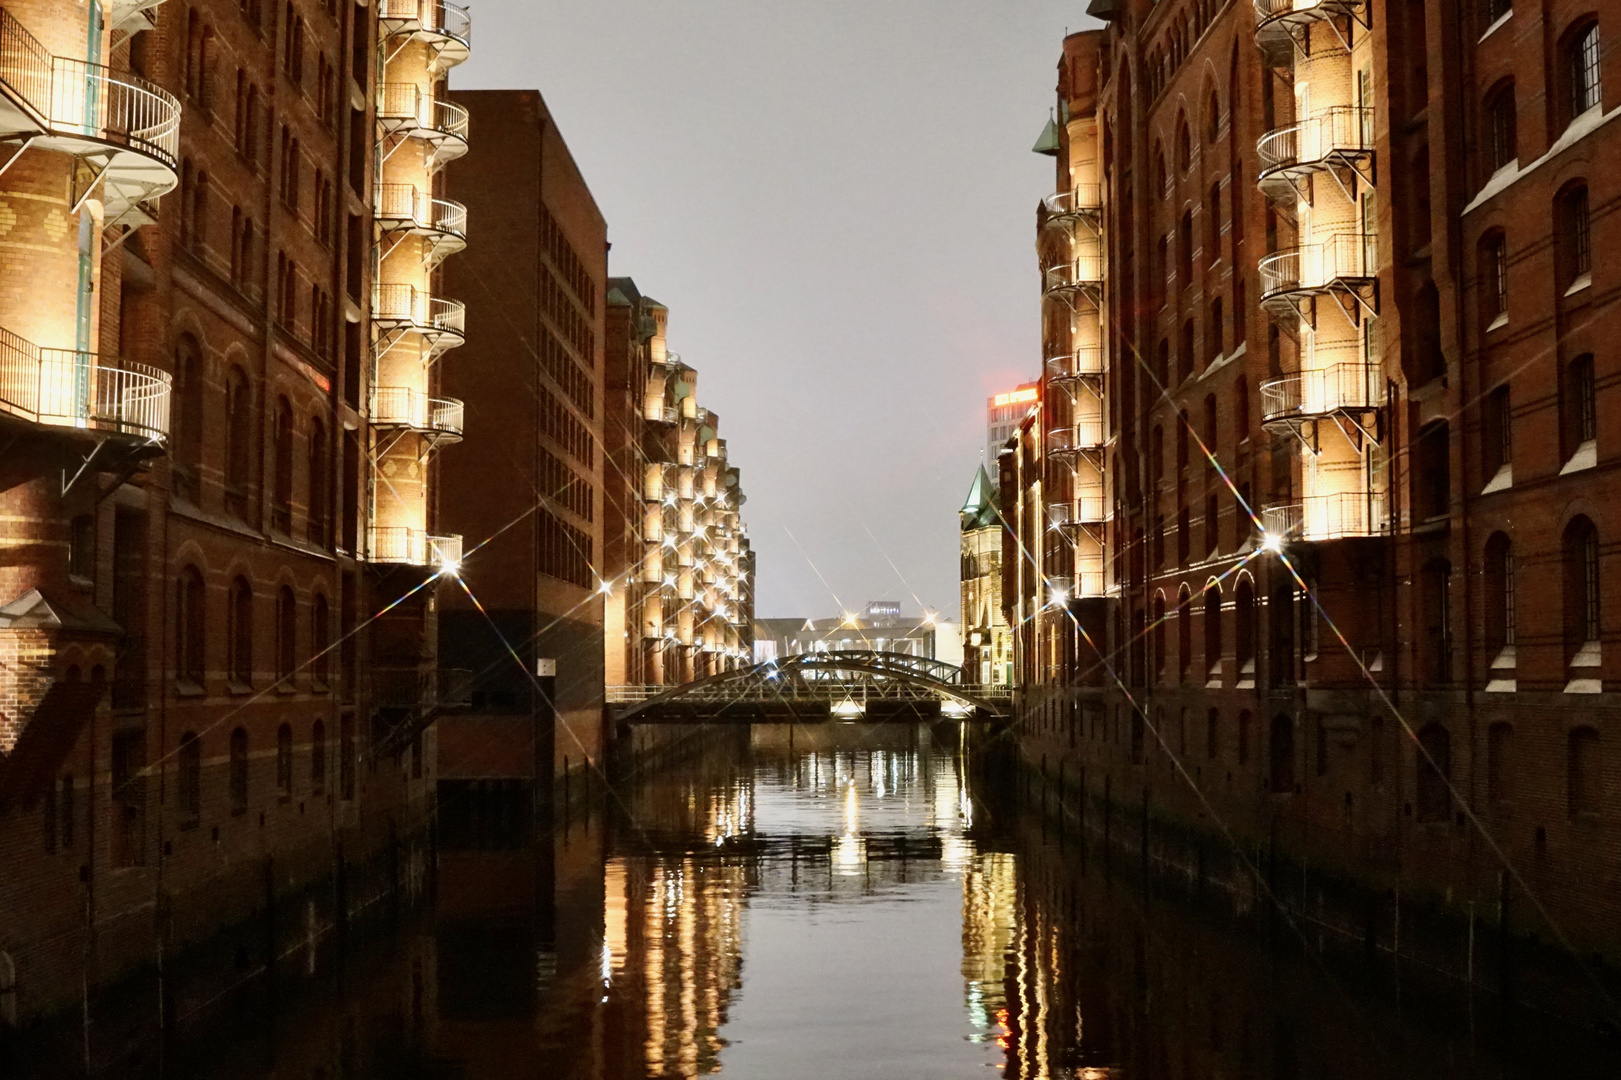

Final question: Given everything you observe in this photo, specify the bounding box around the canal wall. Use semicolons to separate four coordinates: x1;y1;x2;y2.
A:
998;736;1621;1037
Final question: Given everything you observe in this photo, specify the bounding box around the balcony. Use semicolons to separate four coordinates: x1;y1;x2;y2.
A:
371;385;463;443
378;0;472;69
1045;345;1105;385
1261;490;1387;543
375;183;468;264
368;527;462;570
377;84;469;164
1257;233;1375;317
0;327;171;445
1260;363;1380;431
1042;256;1104;301
1041;184;1103;222
1253;0;1370;60
1045;419;1106;459
373;283;466;355
0;10;181;217
1257;106;1374;200
1047;493;1108;531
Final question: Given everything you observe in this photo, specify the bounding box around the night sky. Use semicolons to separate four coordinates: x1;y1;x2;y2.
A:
456;1;1099;618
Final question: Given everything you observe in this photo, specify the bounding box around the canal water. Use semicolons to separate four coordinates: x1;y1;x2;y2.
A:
132;725;1621;1077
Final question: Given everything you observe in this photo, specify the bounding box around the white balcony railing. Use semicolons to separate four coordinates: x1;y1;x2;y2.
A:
1041;184;1103;217
1047;494;1108;530
378;0;472;46
1257;106;1374;177
1260;363;1380;424
0;11;181;168
1261;490;1387;542
1045;345;1106;381
371;385;464;437
375;183;468;241
0;327;171;442
378;83;470;146
1254;0;1367;26
1045;419;1106;456
374;283;466;339
369;526;462;569
1043;256;1105;295
1258;233;1375;297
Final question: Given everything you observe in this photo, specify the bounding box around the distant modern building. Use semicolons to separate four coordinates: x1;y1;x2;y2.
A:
986;382;1039;464
754;602;962;668
960;466;1013;687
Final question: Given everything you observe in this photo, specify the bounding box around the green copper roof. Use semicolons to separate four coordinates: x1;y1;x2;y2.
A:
959;464;1001;531
1032;113;1060;156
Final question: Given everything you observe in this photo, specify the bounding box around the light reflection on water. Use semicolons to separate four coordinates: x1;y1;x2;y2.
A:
145;722;1621;1080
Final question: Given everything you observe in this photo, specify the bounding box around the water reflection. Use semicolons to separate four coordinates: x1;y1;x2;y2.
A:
138;723;1621;1080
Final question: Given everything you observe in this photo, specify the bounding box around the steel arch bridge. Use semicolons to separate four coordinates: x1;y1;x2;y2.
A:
609;650;1012;724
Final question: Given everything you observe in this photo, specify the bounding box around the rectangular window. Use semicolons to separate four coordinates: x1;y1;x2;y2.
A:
1573;24;1602;117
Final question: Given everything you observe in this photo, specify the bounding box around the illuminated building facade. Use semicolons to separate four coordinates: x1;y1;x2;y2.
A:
960;465;1014;686
0;0;457;1030
755;602;963;667
987;381;1039;464
1007;0;1621;967
603;278;755;690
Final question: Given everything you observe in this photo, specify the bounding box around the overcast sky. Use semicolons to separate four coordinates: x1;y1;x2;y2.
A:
456;1;1097;619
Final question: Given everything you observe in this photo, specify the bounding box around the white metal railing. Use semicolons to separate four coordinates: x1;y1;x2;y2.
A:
1042;184;1103;217
1254;0;1365;23
1047;494;1108;529
1260;363;1380;423
1258;233;1375;297
375;183;468;239
368;526;462;569
1261;490;1387;541
0;12;181;168
371;385;463;436
1045;345;1105;380
1046;419;1106;456
0;327;171;442
374;283;466;337
1257;106;1374;175
378;83;469;142
379;0;472;44
1044;256;1104;294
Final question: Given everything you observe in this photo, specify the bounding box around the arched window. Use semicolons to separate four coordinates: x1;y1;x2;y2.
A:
175;565;206;685
1568;726;1601;816
1179;319;1195;383
1564;19;1602;124
1152;593;1167;679
1563;515;1601;660
1234;377;1250;443
1176;113;1191;172
1482;383;1513;483
1269;714;1294;793
1484;533;1516;657
1131;710;1145;764
1203;585;1223;679
1178;211;1193;285
1206;707;1219;760
276;584;296;682
178;731;202;825
1564;353;1596;457
276;723;293;797
272;397;294;533
1559;182;1591;285
312;593;331;686
1484;80;1517;174
228;575;254;685
1487;722;1512;803
1206;88;1221;142
311;719;327;793
1415;421;1451;520
307;417;329;546
1150;426;1164;486
1480;230;1508;323
229;727;249;814
68;514;94;580
1238;709;1253;765
191;170;210;250
224;367;252;515
1154;339;1169;389
1416;723;1452;822
174;335;205;485
1235;579;1256;678
1202;394;1218;457
1153;143;1166;194
1177;585;1193;680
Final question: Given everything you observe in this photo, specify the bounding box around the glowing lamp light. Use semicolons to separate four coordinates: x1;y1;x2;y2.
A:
599;579;612;595
1261;531;1285;554
1049;586;1069;606
438;557;461;578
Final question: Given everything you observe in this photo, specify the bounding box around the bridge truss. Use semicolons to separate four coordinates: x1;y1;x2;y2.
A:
610;650;1012;724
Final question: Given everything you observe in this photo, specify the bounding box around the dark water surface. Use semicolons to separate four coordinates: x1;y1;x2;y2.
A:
140;724;1620;1078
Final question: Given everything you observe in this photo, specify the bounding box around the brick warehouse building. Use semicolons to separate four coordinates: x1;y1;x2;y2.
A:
1007;0;1621;985
0;0;474;1050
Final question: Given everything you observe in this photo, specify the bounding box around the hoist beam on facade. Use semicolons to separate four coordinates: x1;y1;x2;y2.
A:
70;155;111;214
